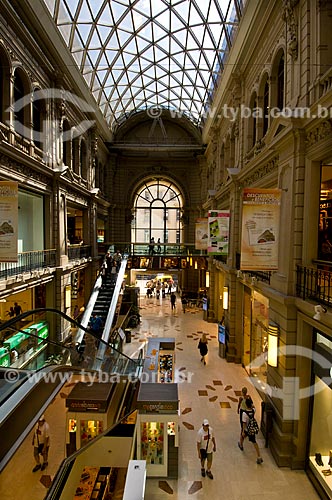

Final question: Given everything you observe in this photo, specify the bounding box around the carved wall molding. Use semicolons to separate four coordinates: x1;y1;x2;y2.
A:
0;154;52;187
282;0;299;60
240;156;279;188
305;120;332;147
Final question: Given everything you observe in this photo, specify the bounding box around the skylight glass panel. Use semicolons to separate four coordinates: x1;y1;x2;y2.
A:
44;0;55;16
58;24;72;45
76;23;91;41
43;0;245;127
76;1;92;23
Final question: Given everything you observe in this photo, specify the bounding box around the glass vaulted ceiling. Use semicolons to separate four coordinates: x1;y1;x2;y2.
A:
43;0;245;129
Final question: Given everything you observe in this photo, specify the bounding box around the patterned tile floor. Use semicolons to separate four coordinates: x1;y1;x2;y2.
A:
0;293;320;500
125;294;320;500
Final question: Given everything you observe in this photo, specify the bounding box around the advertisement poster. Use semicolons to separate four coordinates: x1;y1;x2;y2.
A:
195;218;208;250
207;210;230;254
240;188;281;270
0;181;18;262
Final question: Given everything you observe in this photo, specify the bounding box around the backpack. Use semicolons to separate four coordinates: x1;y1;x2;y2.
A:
246;411;259;435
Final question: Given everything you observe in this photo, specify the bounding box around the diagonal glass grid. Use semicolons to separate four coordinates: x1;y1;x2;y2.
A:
44;0;245;128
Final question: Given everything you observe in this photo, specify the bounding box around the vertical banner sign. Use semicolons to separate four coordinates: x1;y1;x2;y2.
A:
195;218;208;250
208;210;230;255
0;181;18;262
240;188;281;270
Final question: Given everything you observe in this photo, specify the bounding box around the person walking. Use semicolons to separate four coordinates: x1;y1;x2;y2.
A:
237;386;251;427
238;397;263;464
198;333;208;365
196;419;216;479
170;292;176;311
148;237;155;255
32;415;50;472
181;293;187;313
157;237;162;253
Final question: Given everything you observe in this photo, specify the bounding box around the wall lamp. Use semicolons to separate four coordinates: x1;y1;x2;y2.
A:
313;305;327;321
223;286;229;310
205;271;210;288
267;321;279;367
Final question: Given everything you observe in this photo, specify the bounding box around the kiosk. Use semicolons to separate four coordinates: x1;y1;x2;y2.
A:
137;337;179;478
65;381;116;456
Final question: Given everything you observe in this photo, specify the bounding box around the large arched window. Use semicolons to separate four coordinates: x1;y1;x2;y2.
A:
132;179;183;245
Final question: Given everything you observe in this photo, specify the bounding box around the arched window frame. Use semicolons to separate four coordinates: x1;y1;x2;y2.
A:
132;179;184;245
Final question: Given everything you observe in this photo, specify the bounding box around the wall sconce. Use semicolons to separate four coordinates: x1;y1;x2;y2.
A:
313;305;327;321
267;321;279;367
189;257;193;267
223;286;229;310
205;271;210;288
195;260;198;270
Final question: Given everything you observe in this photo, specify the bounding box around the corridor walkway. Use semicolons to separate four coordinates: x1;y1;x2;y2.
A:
127;292;319;500
0;292;319;500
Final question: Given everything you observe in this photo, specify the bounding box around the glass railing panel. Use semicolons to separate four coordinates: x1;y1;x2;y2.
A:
0;308;140;405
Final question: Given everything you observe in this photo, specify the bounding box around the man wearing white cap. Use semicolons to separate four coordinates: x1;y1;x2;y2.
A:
32;414;50;472
196;419;216;479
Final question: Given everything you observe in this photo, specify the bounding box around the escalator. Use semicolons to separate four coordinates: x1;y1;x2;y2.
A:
0;254;144;473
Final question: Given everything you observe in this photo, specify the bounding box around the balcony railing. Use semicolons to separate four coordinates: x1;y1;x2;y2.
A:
100;242;207;256
68;244;91;260
0;249;56;280
296;264;332;307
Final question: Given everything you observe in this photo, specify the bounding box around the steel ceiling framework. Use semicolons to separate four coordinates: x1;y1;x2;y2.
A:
43;0;245;129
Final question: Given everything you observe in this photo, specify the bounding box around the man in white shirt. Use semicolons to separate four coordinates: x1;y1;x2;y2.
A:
196;419;216;479
32;415;50;472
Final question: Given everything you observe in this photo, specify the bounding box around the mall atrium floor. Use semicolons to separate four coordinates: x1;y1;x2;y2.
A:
0;292;319;500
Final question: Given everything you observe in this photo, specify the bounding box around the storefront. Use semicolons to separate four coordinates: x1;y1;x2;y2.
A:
65;381;116;456
308;330;332;499
242;288;269;384
136;383;179;478
137;337;179;477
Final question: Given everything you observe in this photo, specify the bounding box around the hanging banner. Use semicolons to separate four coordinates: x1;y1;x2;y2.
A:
0;181;18;262
207;210;230;254
240;188;281;270
195;218;208;250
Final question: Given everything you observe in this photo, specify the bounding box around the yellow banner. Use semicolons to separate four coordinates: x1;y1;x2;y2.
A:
0;181;18;262
240;188;281;270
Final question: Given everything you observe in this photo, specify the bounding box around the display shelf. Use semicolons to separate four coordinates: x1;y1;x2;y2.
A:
158;352;174;383
309;456;332;496
141;421;164;465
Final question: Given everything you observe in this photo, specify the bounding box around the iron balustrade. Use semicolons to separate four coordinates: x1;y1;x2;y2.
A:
0;249;56;280
68;244;91;260
101;242;207;256
296;264;332;307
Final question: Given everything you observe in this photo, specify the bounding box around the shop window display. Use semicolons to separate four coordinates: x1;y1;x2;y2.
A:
80;420;103;446
318;165;332;262
250;291;269;383
141;422;164;465
309;375;332;498
159;353;173;383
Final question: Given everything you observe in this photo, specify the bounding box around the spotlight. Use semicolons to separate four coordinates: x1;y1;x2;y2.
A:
313;305;327;321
